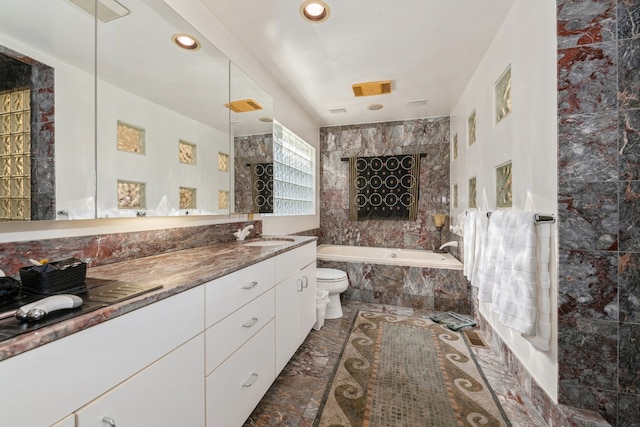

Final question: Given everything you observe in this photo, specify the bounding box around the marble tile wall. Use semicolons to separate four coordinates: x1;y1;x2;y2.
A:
0;220;261;277
557;0;640;425
318;117;451;249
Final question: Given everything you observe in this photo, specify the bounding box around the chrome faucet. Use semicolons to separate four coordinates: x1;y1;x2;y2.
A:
233;224;254;241
438;241;459;251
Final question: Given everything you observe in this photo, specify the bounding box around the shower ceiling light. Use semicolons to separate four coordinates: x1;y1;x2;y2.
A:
300;0;330;23
172;33;201;51
368;104;384;111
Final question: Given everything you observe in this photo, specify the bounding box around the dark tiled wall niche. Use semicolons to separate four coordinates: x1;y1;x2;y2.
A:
557;1;640;425
319;118;451;248
233;133;273;213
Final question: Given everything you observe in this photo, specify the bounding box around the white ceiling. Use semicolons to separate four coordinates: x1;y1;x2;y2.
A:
201;0;515;127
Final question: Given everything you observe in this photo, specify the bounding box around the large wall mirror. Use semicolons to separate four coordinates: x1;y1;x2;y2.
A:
0;0;96;221
229;63;274;215
95;0;231;218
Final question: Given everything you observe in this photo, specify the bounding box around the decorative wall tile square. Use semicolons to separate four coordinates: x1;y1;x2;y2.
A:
117;121;145;154
469;177;477;208
468;110;476;146
179;186;196;209
117;180;146;209
495;65;512;123
496;161;512;207
218;190;229;209
218;152;229;172
453;184;458;209
453;133;458;159
1;93;10;113
178;140;196;165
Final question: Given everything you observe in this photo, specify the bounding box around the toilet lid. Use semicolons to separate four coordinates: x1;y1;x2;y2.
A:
317;268;347;281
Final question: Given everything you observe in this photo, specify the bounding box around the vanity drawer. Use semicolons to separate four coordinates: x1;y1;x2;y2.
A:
205;320;275;427
275;242;316;283
205;288;275;375
205;258;275;328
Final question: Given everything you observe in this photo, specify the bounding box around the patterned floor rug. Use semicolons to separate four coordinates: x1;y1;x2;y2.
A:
314;311;512;427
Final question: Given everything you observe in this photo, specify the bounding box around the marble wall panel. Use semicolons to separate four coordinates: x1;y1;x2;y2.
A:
558;181;619;251
619;252;640;323
620;180;640;251
558;42;618;114
558;112;619;183
558;250;619;320
319;117;451;252
620;109;640;180
557;0;616;48
618;37;640;110
618;0;640;39
619;323;640;394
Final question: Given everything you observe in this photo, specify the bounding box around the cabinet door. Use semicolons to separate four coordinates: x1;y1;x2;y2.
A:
51;414;75;427
275;273;302;374
75;334;205;427
300;262;317;338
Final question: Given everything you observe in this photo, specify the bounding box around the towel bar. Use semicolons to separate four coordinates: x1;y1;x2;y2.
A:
467;210;556;224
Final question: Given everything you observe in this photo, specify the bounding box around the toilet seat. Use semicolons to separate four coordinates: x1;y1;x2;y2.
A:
317;268;347;282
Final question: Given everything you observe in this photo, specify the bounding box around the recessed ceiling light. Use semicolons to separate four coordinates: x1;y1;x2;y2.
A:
172;33;201;51
329;108;347;114
300;0;330;23
368;104;384;111
258;117;273;123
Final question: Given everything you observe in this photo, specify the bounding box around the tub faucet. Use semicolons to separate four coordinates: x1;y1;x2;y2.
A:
438;241;459;251
233;224;254;241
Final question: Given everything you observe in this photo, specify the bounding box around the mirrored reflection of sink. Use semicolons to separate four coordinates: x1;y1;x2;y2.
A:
243;239;294;247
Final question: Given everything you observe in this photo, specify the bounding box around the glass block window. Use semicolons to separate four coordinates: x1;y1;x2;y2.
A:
453;184;458;209
117;121;145;154
495;65;512;124
496;161;512;207
218;152;229;172
273;121;315;216
452;133;458;159
178;140;196;165
117;180;146;209
218;190;229;209
469;177;477;209
0;88;31;221
179;186;196;209
468;110;476;146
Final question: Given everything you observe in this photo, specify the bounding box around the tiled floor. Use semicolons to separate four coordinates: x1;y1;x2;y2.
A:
243;300;549;427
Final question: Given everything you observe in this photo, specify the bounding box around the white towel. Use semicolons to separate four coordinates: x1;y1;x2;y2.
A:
475;211;504;302
491;212;538;335
522;222;552;351
471;212;489;287
463;210;477;280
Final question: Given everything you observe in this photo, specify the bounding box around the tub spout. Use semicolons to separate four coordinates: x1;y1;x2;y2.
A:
438;241;459;251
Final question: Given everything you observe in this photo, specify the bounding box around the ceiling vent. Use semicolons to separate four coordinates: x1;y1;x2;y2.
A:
225;99;263;113
66;0;130;22
352;80;392;97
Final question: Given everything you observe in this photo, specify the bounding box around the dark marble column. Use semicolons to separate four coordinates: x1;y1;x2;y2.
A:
557;0;640;425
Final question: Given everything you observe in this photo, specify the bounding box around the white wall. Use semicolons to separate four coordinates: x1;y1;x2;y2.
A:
449;0;558;400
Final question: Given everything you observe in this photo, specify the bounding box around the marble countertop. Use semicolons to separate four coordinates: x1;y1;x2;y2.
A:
0;235;317;362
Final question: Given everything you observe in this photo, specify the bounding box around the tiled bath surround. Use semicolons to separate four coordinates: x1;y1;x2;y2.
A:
318;260;470;314
557;0;640;424
318;118;457;310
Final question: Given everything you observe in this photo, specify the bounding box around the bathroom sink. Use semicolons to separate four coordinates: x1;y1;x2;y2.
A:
243;239;294;247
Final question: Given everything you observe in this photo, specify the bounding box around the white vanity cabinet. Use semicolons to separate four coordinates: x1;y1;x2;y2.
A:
275;242;317;374
0;287;204;427
204;258;276;427
74;334;205;426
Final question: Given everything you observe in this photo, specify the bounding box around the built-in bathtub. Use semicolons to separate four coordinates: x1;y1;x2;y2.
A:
316;244;470;313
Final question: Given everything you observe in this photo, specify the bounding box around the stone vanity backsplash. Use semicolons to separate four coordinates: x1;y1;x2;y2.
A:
0;220;261;277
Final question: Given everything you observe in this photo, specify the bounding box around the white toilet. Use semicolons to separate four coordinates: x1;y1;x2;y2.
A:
316;268;349;319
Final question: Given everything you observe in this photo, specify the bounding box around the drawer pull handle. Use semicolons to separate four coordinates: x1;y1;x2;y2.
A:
242;373;259;387
242;281;258;290
102;417;116;427
297;278;303;292
303;276;309;288
242;317;258;328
